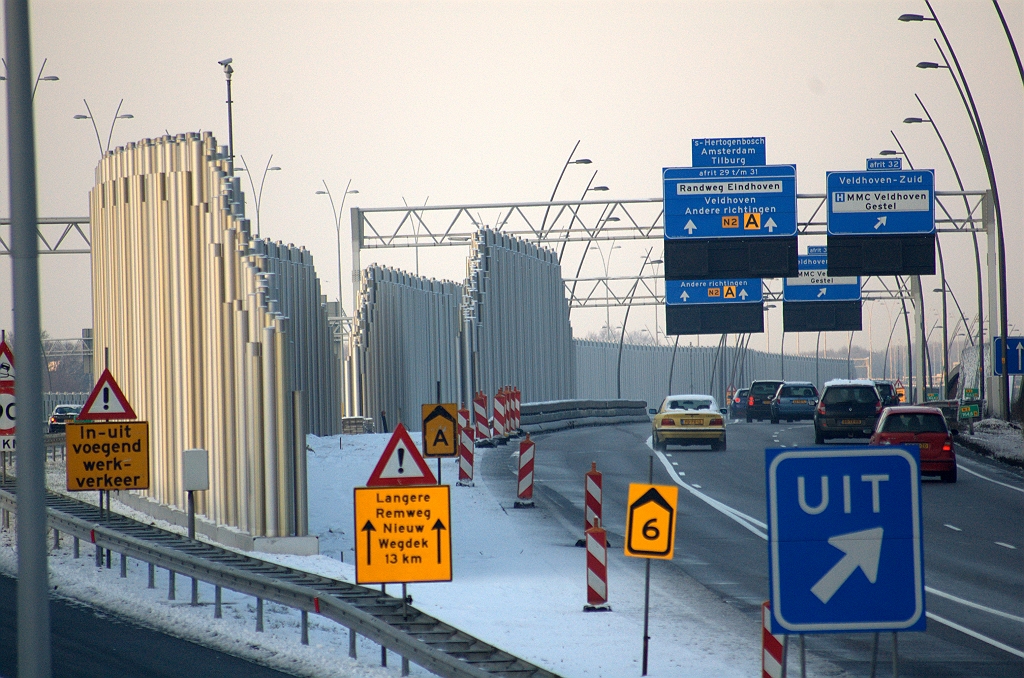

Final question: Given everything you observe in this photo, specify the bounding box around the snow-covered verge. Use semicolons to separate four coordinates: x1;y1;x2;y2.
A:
0;433;768;677
957;418;1024;467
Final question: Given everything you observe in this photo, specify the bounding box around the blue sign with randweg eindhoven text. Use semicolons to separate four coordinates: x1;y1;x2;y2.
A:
783;251;861;302
664;165;797;239
665;278;762;305
766;446;925;634
827;170;934;235
692;137;766;167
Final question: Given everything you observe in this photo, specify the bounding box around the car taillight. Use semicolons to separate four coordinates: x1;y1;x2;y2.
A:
748;396;754;406
875;401;883;414
710;417;723;426
660;418;674;426
817;402;826;415
942;441;952;454
733;397;739;404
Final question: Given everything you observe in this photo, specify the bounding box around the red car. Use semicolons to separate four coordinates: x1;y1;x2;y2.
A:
869;406;957;483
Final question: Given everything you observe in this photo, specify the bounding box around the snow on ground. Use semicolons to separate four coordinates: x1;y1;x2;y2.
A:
957;418;1024;466
0;433;770;677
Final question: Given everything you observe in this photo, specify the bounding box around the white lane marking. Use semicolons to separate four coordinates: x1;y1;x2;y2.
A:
926;612;1024;659
672;462;679;466
926;587;1024;623
692;484;702;488
944;524;962;531
995;542;1017;550
647;436;1024;657
957;462;1024;493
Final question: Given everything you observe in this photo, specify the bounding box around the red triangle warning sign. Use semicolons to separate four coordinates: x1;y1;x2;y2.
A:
366;423;437;487
79;368;137;421
0;339;14;382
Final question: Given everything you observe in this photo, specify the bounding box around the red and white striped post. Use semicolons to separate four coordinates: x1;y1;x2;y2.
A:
585;462;602;534
474;391;490;446
457;407;474;486
584;518;610;611
511;387;521;433
514;434;535;507
762;601;785;678
493;390;507;442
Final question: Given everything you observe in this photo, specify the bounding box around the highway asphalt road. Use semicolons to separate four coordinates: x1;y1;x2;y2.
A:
490;419;1024;677
0;571;297;678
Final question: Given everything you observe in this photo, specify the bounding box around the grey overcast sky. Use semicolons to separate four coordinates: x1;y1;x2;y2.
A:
1;0;1021;361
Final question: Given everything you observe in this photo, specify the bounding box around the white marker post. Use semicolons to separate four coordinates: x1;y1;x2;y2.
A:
182;449;209;540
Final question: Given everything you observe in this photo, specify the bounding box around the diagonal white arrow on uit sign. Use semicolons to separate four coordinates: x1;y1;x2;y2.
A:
811;527;884;604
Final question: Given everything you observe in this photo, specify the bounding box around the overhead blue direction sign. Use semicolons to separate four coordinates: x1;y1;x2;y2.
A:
827;170;934;235
992;336;1024;375
692;137;766;168
783;252;861;302
766;446;925;634
664;165;797;239
866;158;902;171
666;278;762;305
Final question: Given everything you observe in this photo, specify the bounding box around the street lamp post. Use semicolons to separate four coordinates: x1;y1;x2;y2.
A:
616;250;655;398
0;56;59;99
73;99;134;159
592;243;621;339
238;155;281;239
218;58;234;168
540;141;592;239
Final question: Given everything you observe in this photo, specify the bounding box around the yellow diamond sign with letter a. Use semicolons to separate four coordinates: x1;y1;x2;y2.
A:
625;483;678;560
354;485;452;584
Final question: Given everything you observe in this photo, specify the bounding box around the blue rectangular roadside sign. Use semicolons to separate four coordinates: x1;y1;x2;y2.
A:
665;278;762;305
663;165;797;239
783;251;861;302
826;170;934;235
992;336;1024;375
766;446;925;634
867;158;902;171
692;137;766;167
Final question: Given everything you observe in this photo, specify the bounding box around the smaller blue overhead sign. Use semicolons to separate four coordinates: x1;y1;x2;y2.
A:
664;165;797;239
993;336;1024;375
783;252;861;302
665;278;762;305
827;170;934;235
867;158;902;171
767;446;925;634
692;137;766;167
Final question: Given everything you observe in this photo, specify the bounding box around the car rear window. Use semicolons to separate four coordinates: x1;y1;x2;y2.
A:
882;413;947;433
751;382;782;396
668;398;714;411
822;386;878;404
780;386;817;398
875;383;894;397
54;406;79;415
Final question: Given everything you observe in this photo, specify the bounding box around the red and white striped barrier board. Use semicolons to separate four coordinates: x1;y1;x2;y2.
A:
474;391;490;443
517;434;535;500
762;601;785;678
584;518;609;610
511;387;521;432
457;408;474;484
585;462;602;534
493;391;507;439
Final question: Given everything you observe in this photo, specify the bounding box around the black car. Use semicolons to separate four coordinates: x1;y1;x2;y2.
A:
730;388;749;419
873;380;900;407
814;380;882;443
48;404;81;433
747;380;785;422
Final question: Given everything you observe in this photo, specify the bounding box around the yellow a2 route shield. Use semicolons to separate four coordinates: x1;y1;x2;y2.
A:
624;483;678;559
354;485;452;584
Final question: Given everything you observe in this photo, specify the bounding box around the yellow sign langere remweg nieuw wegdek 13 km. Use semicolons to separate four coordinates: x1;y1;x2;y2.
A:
354;485;452;584
66;421;150;491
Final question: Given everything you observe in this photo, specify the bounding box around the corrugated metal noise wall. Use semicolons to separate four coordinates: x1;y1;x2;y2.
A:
351;229;576;430
90;131;339;539
575;339;851;410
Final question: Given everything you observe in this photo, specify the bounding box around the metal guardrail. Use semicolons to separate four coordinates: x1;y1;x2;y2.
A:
0;483;560;678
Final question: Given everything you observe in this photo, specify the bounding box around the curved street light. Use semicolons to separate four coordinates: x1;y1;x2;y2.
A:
0;56;58;99
316;179;360;320
539;140;592;239
73;99;134;160
238;154;281;239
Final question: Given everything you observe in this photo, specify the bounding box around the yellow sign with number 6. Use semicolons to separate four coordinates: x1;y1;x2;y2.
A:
624;483;678;559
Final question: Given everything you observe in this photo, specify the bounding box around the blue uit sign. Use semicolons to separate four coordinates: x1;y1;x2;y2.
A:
692;137;766;167
665;278;762;305
766;447;925;634
867;158;902;171
827;170;934;235
663;165;797;239
783;251;861;302
992;336;1024;375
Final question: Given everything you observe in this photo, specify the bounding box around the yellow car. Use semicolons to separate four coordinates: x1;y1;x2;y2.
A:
651;394;727;451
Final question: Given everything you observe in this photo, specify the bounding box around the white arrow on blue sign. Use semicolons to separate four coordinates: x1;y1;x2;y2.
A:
665;278;762;305
992;336;1024;375
766;446;925;633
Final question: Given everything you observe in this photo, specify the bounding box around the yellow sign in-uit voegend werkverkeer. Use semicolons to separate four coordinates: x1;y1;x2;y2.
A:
66;421;150;491
354;485;452;584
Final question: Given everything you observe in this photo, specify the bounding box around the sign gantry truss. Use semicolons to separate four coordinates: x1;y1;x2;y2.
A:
0;217;91;255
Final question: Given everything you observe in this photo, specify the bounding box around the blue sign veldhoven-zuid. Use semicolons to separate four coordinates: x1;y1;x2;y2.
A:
826;170;934;236
766;446;925;634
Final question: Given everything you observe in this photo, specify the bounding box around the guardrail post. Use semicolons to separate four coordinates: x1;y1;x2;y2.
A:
191;577;199;606
301;610;309;645
168;570;176;600
256;597;264;632
120;553;127;578
381;645;387;667
73;536;79;558
148;563;155;588
402;657;410;676
52;528;60;550
95;544;102;567
106;547;112;569
348;629;357;658
215;586;222;618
